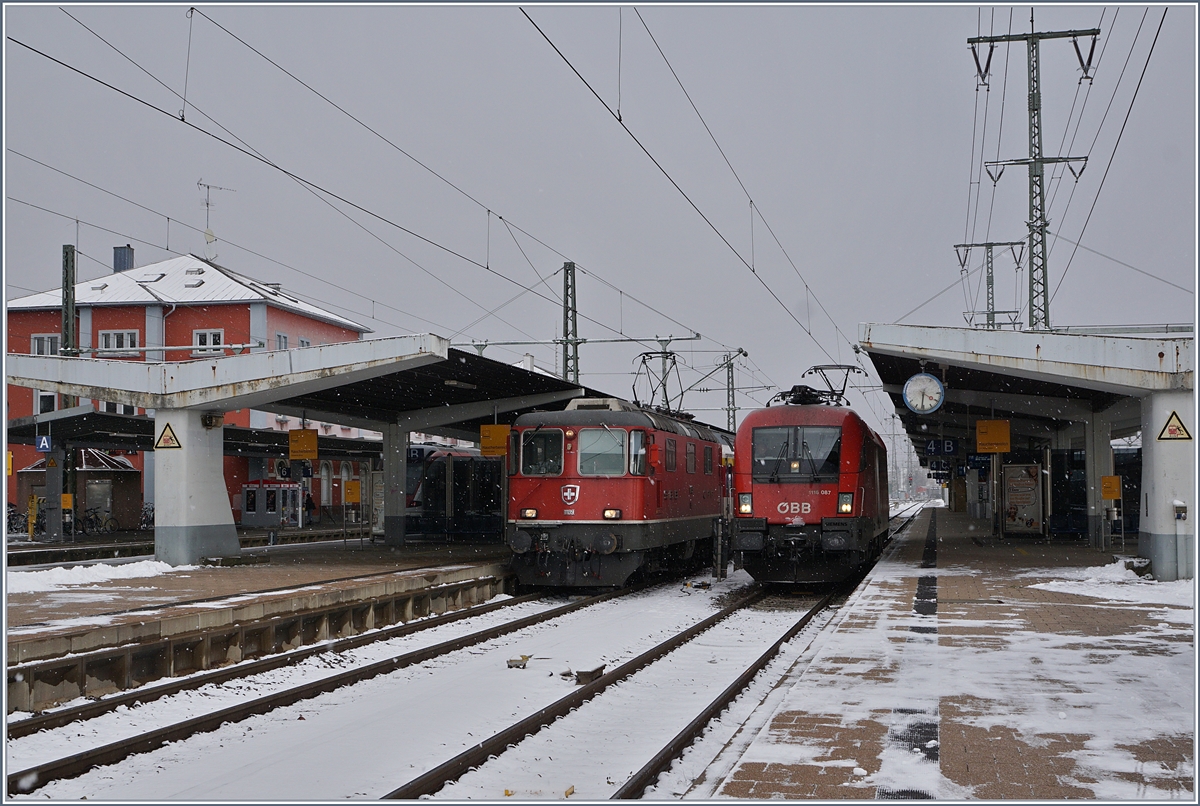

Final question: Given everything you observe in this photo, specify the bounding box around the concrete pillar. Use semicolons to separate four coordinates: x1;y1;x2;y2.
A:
145;305;164;363
1084;410;1113;549
382;423;408;546
153;409;240;565
1138;390;1195;581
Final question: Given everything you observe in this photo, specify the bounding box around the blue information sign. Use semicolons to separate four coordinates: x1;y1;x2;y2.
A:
35;435;52;453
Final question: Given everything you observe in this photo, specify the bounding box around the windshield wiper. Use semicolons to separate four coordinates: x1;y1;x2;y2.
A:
768;439;789;483
801;440;819;476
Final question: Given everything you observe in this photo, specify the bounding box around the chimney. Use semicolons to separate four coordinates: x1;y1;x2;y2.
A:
113;244;135;273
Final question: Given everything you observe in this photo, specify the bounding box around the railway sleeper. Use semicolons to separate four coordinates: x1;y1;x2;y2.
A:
7;574;513;714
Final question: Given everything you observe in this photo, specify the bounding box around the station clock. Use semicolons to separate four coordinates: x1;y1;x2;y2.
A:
902;372;945;414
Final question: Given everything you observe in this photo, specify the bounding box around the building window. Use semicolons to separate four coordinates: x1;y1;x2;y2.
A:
102;401;136;415
37;391;57;414
298;337;311;348
31;334;60;356
276;333;289;350
193;329;224;355
99;330;139;356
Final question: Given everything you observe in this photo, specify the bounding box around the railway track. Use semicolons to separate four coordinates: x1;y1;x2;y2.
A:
384;585;840;800
6;585;641;796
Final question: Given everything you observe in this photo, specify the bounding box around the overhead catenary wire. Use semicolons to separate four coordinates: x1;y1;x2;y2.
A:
185;7;746;362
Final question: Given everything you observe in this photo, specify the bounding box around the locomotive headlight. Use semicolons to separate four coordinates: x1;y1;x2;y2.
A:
520;508;538;519
603;508;622;520
738;493;753;514
837;493;854;514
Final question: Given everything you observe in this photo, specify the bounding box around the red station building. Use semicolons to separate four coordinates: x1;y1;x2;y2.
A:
6;246;377;526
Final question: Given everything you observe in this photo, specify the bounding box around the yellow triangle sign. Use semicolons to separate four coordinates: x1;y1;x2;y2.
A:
155;423;183;449
46;458;58;468
1157;411;1192;441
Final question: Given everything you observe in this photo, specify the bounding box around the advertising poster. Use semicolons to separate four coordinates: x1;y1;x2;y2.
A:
1002;463;1043;534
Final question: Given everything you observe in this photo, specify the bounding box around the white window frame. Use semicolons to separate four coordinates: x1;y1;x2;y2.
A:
98;329;139;356
276;333;289;350
37;390;57;414
192;329;225;356
30;334;60;356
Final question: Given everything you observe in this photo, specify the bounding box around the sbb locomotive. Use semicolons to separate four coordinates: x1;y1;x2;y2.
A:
731;383;889;584
506;398;733;587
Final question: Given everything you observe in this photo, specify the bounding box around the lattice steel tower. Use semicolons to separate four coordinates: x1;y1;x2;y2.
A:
969;24;1098;330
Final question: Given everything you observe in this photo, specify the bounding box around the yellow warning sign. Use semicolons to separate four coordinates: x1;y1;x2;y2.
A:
46;458;58;468
1157;411;1192;441
61;493;74;510
344;479;361;504
155;423;182;449
1101;475;1122;500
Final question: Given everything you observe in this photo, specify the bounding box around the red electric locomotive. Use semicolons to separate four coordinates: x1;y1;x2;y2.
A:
506;398;732;587
731;376;889;584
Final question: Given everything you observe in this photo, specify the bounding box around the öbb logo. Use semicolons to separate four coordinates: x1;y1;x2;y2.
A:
777;502;811;515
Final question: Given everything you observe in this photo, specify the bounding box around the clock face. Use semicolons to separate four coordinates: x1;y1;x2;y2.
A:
903;373;945;414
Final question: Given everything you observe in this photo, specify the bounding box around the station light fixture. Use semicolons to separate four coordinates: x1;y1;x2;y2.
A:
520;508;538;519
837;492;854;514
602;508;622;520
738;493;752;514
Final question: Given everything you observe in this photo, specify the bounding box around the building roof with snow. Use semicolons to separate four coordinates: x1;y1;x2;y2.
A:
8;254;370;333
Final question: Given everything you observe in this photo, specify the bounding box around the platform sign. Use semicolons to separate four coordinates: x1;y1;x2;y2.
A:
6;451;11;476
925;438;958;456
1101;475;1122;500
976;420;1010;453
480;424;511;457
289;428;318;460
966;454;991;470
61;494;73;510
35;435;52;453
344;479;361;504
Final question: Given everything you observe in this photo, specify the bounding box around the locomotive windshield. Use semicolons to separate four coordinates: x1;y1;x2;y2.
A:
751;426;841;483
578;427;627;475
520;429;564;475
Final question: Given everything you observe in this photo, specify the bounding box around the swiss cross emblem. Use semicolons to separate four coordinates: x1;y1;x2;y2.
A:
561;485;580;505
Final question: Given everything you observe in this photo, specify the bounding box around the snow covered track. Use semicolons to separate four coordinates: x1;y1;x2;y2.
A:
6;587;636;796
387;586;839;800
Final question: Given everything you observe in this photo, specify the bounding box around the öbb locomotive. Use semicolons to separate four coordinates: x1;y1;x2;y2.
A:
506;398;733;587
731;380;889;584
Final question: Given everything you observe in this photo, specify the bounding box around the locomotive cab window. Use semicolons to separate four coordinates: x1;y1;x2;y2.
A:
520;429;564;476
578;427;627;475
629;430;648;476
752;426;841;483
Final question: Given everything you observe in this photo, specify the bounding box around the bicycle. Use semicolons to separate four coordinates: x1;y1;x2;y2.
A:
80;507;118;534
138;503;155;531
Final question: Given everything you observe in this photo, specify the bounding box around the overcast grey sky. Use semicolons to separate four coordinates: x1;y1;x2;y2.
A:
4;3;1196;437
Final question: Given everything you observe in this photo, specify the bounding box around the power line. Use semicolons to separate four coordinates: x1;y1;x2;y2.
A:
519;8;837;366
1051;8;1168;303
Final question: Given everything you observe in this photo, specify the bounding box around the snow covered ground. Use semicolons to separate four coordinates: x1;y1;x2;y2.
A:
6;560;193;594
9;574;770;800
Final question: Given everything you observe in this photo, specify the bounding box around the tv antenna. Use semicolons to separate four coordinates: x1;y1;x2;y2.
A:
197;179;235;259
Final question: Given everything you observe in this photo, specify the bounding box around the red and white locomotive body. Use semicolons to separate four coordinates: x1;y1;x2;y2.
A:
732;395;889;584
506;398;730;587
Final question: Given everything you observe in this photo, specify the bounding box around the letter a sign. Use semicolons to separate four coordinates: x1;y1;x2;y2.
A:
1157;411;1192;441
155;423;182;449
35;435;52;453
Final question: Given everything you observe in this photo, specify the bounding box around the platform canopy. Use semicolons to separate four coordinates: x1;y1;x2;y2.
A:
859;323;1192;457
7;406;382;460
6;334;602;439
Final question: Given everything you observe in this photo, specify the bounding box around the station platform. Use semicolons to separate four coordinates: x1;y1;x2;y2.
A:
713;504;1195;800
6;541;513;711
